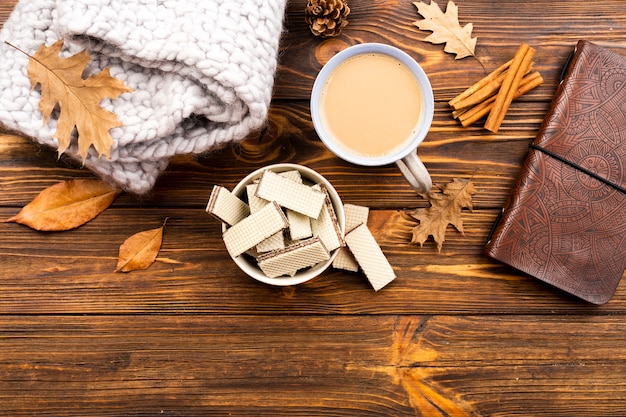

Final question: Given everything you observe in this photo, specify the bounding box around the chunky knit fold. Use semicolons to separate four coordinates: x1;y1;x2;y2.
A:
0;0;286;193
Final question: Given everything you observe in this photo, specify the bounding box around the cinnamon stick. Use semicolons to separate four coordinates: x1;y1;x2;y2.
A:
484;44;535;133
450;71;508;112
448;59;512;108
451;62;534;112
457;71;544;127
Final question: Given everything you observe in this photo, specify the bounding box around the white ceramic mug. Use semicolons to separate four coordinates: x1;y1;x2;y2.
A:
311;43;434;194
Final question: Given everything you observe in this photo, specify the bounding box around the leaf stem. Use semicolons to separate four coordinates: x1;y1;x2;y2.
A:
4;41;28;56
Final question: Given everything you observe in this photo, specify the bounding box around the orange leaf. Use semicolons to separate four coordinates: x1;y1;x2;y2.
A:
6;179;121;231
409;178;476;252
115;219;167;273
25;40;132;160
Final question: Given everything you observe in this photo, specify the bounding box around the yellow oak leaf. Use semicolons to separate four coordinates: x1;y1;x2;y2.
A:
26;40;132;160
413;0;477;59
409;178;476;252
5;179;121;231
115;219;167;273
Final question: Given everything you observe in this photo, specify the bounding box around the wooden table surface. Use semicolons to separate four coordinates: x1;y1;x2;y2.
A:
2;0;626;415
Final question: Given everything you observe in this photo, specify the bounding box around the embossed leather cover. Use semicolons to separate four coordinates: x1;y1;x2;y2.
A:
485;41;626;304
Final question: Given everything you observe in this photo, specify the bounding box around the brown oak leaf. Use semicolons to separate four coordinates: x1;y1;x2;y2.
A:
409;178;476;252
413;0;477;59
115;219;167;273
5;179;121;231
26;40;132;160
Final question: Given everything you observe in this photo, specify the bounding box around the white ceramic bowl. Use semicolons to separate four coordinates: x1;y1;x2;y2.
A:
223;163;345;286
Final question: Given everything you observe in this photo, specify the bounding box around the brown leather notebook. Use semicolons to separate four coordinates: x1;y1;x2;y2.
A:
485;40;626;304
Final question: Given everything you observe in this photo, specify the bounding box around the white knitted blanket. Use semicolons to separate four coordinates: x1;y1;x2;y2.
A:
0;0;286;193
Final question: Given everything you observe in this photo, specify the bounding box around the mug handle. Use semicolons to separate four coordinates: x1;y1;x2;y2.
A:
395;151;432;194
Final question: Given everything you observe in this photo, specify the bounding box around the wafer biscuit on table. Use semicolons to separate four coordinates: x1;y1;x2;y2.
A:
255;169;326;219
222;201;288;257
345;223;396;291
257;237;330;278
206;185;250;226
331;244;360;273
332;204;369;272
343;204;370;233
311;186;344;252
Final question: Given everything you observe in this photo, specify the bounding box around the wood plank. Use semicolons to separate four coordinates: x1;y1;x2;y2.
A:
277;0;626;100
0;1;17;17
6;0;623;102
0;97;545;210
1;207;624;314
3;0;626;101
2;2;626;416
3;1;623;208
0;314;624;416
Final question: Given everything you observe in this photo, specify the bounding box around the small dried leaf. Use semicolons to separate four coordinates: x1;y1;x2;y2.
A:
115;219;167;273
6;179;121;231
413;0;477;59
409;178;476;252
25;40;132;160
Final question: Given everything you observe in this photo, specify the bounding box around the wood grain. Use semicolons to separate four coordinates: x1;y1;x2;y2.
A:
0;99;544;210
1;315;625;416
0;206;622;314
2;0;626;415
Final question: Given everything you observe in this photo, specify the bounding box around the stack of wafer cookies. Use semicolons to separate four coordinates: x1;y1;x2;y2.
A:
207;166;396;290
207;167;340;279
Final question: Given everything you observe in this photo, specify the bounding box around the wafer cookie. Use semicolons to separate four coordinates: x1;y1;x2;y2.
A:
331;244;360;272
283;170;311;239
256;230;285;253
257;237;330;278
255;169;326;219
344;223;396;291
343;204;370;233
279;170;303;183
311;186;344;252
222;201;288;257
332;203;369;272
249;176;310;242
287;210;313;241
206;185;250;226
246;183;285;252
279;171;313;240
246;183;268;213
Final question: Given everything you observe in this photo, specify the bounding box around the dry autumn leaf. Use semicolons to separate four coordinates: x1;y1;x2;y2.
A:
25;39;132;160
409;178;476;252
6;179;121;231
115;219;167;273
413;0;477;59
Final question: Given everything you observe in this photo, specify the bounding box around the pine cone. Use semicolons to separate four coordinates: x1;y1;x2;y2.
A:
304;0;350;38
